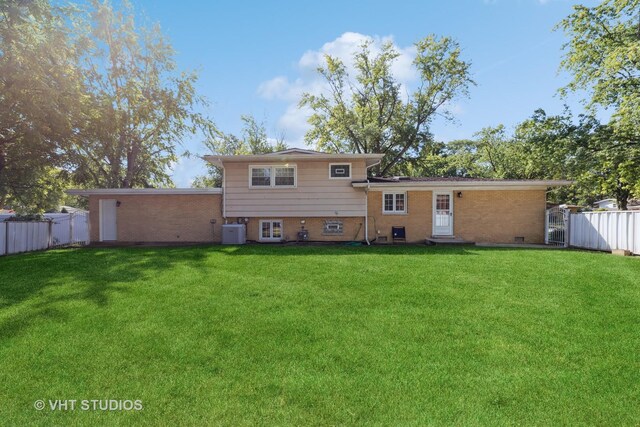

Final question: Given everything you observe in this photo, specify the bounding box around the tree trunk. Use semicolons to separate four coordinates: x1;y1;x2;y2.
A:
616;187;630;210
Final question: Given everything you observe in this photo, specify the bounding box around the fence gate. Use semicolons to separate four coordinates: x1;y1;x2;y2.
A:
545;207;569;247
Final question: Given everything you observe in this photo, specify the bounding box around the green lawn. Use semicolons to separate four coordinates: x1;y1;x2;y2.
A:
0;245;638;426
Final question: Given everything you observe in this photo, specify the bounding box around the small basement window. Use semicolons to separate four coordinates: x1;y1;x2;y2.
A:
323;220;344;235
329;163;351;179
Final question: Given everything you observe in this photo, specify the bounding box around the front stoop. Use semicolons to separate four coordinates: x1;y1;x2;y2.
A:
426;236;475;245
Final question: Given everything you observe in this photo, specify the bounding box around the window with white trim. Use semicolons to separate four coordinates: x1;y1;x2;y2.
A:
250;165;296;188
251;167;271;187
260;220;283;241
383;192;406;213
329;163;351;179
275;167;295;186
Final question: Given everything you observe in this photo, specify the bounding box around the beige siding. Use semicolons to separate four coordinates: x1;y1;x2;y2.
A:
89;194;223;243
224;159;368;217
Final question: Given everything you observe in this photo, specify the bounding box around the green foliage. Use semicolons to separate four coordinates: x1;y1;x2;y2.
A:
301;36;474;176
71;0;215;189
0;0;85;212
558;0;640;207
0;0;216;210
558;0;640;134
192;115;287;188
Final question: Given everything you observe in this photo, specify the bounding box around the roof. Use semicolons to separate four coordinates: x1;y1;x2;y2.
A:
352;177;573;190
67;188;222;196
593;198;617;204
205;150;384;167
266;148;324;155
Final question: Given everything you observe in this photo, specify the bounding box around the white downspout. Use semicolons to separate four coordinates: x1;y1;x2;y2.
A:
364;183;370;245
222;165;227;222
364;159;382;246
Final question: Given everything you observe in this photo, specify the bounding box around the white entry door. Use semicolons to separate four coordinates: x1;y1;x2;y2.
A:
433;192;453;236
100;199;117;241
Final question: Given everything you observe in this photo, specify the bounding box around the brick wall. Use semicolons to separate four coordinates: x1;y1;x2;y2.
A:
239;217;365;242
89;194;223;243
453;190;546;244
367;191;432;243
367;189;546;244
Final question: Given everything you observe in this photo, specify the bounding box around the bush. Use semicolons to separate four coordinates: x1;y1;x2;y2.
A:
4;214;50;222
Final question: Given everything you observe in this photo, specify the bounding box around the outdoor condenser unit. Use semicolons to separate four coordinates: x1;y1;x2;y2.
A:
222;224;246;244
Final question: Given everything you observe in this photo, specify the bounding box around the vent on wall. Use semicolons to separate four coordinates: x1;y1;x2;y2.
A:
323;220;344;235
514;236;525;243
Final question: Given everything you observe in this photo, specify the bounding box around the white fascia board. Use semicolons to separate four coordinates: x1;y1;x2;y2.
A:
352;180;573;191
67;188;222;196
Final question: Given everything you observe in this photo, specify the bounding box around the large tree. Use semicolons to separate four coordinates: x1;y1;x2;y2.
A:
559;0;640;136
192;115;287;188
72;0;214;189
0;0;85;212
300;36;474;176
558;0;640;208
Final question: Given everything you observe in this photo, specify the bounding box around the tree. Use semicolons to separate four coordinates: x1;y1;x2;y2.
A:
300;36;474;176
71;0;215;189
192;115;287;188
558;0;640;207
0;0;85;212
559;0;640;137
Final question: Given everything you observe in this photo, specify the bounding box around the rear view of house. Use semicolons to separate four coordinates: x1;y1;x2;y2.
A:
69;149;570;245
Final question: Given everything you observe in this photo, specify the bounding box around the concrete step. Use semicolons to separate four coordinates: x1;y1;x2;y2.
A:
426;236;475;245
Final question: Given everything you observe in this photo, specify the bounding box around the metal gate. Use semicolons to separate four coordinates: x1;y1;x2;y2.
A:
545;207;569;247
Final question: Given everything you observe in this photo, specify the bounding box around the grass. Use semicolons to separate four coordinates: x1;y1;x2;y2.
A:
0;245;638;426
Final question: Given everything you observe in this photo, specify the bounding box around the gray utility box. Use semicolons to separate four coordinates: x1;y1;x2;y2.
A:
221;224;246;244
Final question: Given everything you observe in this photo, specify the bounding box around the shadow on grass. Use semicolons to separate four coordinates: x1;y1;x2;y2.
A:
0;247;210;340
205;243;482;257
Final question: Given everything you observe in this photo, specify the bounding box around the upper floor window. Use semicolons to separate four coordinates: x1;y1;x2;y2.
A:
251;167;271;187
275;167;295;186
250;165;296;188
383;192;406;214
329;163;351;179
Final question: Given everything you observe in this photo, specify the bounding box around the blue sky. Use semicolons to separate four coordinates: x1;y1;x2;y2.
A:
131;0;595;186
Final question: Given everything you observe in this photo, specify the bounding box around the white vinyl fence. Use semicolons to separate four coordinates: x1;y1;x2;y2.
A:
0;212;89;256
569;211;640;255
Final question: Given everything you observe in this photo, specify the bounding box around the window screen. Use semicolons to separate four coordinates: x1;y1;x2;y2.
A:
274;167;295;186
251;167;271;186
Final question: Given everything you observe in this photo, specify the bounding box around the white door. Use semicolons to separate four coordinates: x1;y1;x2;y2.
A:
259;220;283;242
100;199;117;241
433;192;453;236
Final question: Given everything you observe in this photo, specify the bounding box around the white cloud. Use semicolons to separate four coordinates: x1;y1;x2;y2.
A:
257;32;419;146
170;155;207;188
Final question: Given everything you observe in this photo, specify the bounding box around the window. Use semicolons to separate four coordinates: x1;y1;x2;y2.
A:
323;220;343;235
383;192;406;214
329;163;351;179
275;167;295;186
251;167;271;187
260;220;283;241
250;165;296;188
